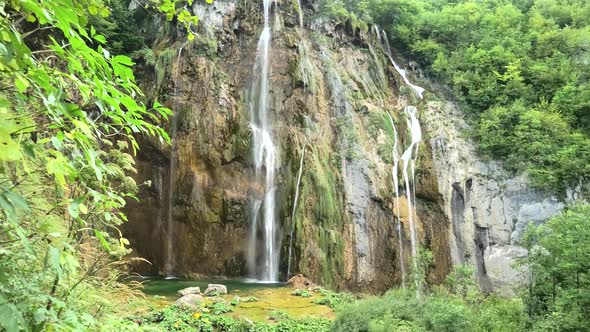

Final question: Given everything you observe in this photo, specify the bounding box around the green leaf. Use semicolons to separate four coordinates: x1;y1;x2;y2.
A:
78;203;87;214
68;199;82;219
0;303;24;332
94;230;111;252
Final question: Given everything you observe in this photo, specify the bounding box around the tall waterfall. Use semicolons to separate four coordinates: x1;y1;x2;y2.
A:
401;106;422;286
377;30;426;288
381;31;425;100
163;45;186;278
386;113;406;288
247;0;280;282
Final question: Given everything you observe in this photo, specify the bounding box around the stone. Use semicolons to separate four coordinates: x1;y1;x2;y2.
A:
175;294;204;310
287;274;315;289
484;245;528;297
204;284;227;296
177;287;201;298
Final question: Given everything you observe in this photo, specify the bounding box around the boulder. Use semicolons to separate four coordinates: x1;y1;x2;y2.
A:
204;284;227;296
175;294;204;310
177;287;201;298
287;274;315;289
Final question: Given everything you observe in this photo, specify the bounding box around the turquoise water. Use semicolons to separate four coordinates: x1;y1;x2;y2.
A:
135;277;284;298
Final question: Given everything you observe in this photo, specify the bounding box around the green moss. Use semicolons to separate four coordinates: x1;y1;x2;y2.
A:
293;39;319;93
367;110;396;163
155;48;175;90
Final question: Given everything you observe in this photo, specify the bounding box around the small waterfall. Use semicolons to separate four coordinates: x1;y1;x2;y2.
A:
248;0;280;282
381;31;425;100
295;0;304;28
386;113;406;288
247;199;262;275
287;142;307;278
401;106;422;287
164;115;178;278
373;25;381;42
174;43;186;96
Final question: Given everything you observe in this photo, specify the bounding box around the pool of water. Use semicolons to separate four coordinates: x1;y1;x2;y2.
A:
135;277;284;298
132;277;335;321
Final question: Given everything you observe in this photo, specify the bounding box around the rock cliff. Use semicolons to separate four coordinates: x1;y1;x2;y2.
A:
123;0;574;294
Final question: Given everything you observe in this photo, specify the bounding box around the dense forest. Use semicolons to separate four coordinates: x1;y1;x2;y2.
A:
1;0;589;331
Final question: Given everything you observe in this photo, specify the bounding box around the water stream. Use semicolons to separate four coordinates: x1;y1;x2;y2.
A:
295;0;304;28
400;106;422;287
287;142;307;278
381;31;425;99
386;113;406;288
248;0;280;282
163;44;186;278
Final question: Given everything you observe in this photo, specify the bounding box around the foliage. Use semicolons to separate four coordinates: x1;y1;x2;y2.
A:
208;300;233;315
312;288;357;310
521;204;590;330
292;289;312;298
106;305;331;332
0;0;210;330
89;0;147;55
354;0;590;193
332;287;528;332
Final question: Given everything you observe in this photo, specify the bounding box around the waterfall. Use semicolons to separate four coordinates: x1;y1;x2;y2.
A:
164;115;177;279
174;43;186;96
381;31;425;100
247;0;280;282
386;113;406;288
247;199;262;275
401;106;422;287
295;0;304;28
287;142;307;278
163;44;186;279
373;25;381;42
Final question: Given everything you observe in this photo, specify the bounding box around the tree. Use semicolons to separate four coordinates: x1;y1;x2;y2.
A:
522;205;590;330
0;0;204;330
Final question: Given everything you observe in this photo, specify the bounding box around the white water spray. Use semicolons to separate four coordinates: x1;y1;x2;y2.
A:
287;142;307;278
386;113;406;288
248;0;280;282
295;0;304;28
381;31;425;100
401;106;422;286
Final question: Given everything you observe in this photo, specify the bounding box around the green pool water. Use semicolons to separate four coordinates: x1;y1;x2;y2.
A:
136;277;284;299
132;277;335;321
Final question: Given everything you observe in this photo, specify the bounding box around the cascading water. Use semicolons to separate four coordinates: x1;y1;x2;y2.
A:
164;117;177;278
377;30;426;288
287;142;307;278
164;44;185;278
386;113;406;288
247;0;280;282
295;0;304;28
373;25;381;43
381;31;425;100
401;106;422;287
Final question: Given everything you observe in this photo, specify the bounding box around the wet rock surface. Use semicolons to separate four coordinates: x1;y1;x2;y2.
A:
204;284;228;296
175;294;204;310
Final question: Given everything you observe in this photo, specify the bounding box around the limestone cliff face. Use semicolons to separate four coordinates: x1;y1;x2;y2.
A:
121;0;584;295
123;0;452;293
423;101;582;295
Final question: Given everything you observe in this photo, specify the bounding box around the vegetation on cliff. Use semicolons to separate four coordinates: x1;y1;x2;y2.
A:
0;0;198;330
338;0;590;193
2;0;590;331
